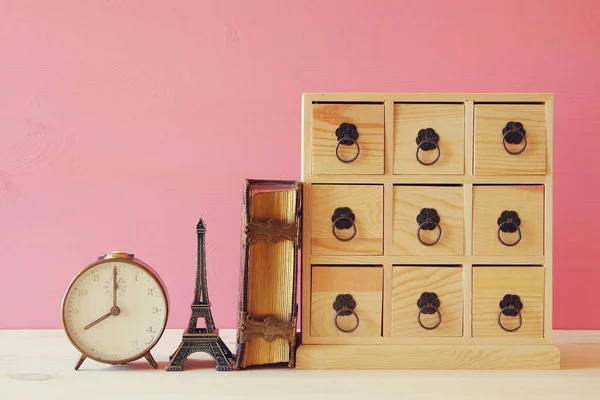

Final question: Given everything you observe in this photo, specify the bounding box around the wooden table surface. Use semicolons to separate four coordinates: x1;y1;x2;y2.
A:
1;329;599;399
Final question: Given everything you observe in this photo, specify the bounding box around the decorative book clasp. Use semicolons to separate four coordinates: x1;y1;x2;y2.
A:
238;313;297;343
244;217;299;244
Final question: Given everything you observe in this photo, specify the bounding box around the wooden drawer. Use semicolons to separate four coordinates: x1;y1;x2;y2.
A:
392;266;463;337
474;104;546;175
312;104;385;175
394;103;464;175
310;184;383;255
310;266;383;338
392;185;464;255
472;185;544;256
472;266;545;337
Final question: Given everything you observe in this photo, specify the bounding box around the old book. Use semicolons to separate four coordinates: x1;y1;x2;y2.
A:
234;179;302;369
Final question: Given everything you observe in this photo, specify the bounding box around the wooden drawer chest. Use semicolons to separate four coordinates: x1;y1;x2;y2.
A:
296;93;560;369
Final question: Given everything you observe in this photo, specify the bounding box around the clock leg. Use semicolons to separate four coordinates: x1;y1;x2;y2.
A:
74;355;86;371
144;352;158;369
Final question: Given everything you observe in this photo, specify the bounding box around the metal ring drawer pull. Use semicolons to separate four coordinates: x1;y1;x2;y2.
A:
498;294;523;332
416;128;441;166
335;122;360;163
331;207;357;242
417;208;442;246
502;121;527;155
417;292;442;330
333;294;360;333
497;210;522;246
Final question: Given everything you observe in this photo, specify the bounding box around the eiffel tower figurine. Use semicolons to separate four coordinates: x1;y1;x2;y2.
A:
165;216;235;371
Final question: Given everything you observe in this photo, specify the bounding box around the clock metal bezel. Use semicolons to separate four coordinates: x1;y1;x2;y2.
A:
61;255;170;367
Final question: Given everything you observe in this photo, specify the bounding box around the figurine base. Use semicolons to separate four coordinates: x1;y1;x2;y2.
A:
166;333;234;372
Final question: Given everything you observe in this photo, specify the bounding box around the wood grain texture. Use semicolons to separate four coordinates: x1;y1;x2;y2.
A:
544;96;554;341
309;255;546;265
312;104;384;175
382;262;393;337
474;104;546;175
310;266;383;338
392;266;463;337
464;101;474;176
392;185;464;255
299;335;550;345
310;174;547;184
384;100;395;175
463;183;474;337
242;190;296;366
394;103;465;175
304;93;554;103
472;266;545;338
296;343;560;370
382;101;395;337
301;94;313;342
311;184;383;255
472;185;545;256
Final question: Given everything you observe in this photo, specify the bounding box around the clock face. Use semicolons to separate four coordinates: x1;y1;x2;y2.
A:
62;258;168;363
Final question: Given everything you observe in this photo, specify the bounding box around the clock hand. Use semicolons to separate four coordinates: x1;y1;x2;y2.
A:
84;306;121;330
84;311;112;330
113;266;117;308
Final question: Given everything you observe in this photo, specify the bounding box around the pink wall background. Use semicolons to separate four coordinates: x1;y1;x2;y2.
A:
1;0;599;330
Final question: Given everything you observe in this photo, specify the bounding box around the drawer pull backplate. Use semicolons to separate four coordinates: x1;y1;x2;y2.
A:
333;294;360;333
498;294;523;332
416;128;441;166
335;122;360;163
497;210;522;247
502;121;527;155
331;207;357;242
417;292;442;330
417;208;442;246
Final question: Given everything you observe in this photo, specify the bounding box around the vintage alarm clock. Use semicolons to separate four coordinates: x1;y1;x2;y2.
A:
61;251;169;370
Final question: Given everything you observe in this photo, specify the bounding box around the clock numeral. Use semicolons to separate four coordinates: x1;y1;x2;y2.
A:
72;308;79;315
78;289;88;296
93;274;99;282
145;336;153;344
152;307;161;314
147;326;155;334
135;274;138;281
132;340;138;347
147;288;153;296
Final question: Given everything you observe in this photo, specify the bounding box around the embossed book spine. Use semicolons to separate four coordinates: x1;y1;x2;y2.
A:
234;179;302;369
